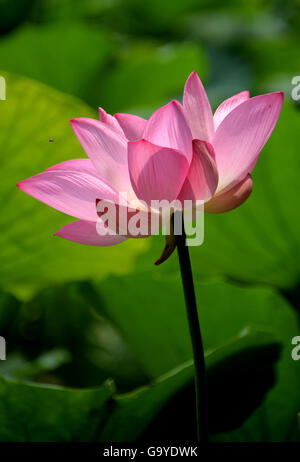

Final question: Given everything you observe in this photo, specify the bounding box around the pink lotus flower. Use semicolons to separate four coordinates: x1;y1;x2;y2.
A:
17;71;283;248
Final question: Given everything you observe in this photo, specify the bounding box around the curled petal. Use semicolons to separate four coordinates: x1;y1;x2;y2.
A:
205;174;253;214
213;92;284;191
114;113;147;141
55;220;127;246
214;91;250;131
143;100;193;163
154;218;176;266
183;71;214;142
128;139;189;207
178;140;219;204
154;236;176;265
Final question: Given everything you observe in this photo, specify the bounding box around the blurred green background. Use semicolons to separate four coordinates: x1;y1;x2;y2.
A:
0;0;300;442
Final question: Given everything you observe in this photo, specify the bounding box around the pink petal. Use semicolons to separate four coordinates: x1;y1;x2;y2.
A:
142;100;193;163
213;92;284;191
213;91;250;131
178;140;219;203
46;159;129;206
205;174;253;213
96;199;160;237
128;139;189;206
114;113;147;141
17;160;120;221
183;71;214;142
98;107;124;136
46;158;129;203
46;158;99;175
55;220;127;246
70;117;133;194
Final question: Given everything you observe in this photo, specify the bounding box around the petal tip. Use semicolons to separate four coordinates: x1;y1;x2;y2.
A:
69;118;82;130
53;227;66;238
268;91;284;101
241;90;250;98
170;99;181;107
98;107;105;119
187;70;199;80
185;70;204;90
16;179;28;191
114;112;124;120
70;117;94;128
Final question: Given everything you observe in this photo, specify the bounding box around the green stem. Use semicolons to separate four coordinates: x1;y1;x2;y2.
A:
175;212;208;443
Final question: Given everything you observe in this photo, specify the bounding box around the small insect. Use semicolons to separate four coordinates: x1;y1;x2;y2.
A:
49;138;55;142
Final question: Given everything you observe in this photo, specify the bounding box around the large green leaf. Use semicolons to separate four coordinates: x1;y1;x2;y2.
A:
99;328;280;441
17;283;147;389
0;377;114;442
0;327;279;442
92;272;189;378
92;273;300;441
92;273;294;376
0;23;113;104
0;72;147;300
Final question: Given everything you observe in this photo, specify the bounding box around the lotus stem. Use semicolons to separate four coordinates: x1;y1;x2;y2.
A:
175;212;208;443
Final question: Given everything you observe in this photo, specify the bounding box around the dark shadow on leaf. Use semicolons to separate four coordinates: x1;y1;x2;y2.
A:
140;342;281;439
